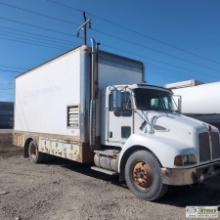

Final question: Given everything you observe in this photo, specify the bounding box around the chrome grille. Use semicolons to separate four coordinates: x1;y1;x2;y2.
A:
199;132;220;162
199;132;210;162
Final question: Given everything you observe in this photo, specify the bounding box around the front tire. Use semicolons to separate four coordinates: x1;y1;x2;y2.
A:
125;150;167;201
28;140;44;163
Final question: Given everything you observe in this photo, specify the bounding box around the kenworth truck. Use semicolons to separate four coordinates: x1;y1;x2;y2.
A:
14;42;220;201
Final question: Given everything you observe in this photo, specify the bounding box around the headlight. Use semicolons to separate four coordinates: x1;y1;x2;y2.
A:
174;154;197;166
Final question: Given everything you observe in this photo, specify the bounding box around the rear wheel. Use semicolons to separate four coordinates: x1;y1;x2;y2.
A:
28;140;44;163
125;150;167;201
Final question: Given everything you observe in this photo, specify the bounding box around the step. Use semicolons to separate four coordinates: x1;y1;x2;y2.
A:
91;166;118;175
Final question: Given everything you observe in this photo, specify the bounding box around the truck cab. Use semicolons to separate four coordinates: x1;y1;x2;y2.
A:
105;84;178;146
94;83;220;200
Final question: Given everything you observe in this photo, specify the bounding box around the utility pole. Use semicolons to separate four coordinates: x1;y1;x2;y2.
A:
76;12;91;45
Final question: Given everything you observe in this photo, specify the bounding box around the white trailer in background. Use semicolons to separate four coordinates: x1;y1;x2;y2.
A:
14;44;220;201
166;80;220;129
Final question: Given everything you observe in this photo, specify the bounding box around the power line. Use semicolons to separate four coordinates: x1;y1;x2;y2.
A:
0;34;196;80
0;40;205;81
101;44;196;79
47;0;82;13
0;1;78;26
2;2;219;74
0;2;84;44
0;21;81;50
48;0;220;66
0;30;72;49
101;43;218;80
4;0;220;71
91;18;220;66
0;2;218;81
92;28;220;73
0;16;75;38
0;25;76;47
0;30;217;81
45;1;220;72
0;35;65;50
0;23;217;80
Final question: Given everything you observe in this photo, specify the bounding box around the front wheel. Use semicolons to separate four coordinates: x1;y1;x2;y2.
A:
125;150;167;201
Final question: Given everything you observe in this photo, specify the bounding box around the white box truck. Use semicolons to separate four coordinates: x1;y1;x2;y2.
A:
14;43;220;201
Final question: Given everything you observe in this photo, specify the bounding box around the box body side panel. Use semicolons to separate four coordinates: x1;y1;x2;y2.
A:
14;49;81;137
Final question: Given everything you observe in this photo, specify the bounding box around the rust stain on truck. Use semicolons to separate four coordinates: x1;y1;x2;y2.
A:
13;131;92;163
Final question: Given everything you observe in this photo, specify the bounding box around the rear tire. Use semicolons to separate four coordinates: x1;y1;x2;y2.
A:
28;140;44;163
125;150;167;201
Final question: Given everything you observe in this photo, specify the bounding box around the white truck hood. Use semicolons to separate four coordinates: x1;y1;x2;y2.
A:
134;110;218;150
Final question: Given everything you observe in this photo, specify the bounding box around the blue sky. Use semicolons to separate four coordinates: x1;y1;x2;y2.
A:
0;0;220;101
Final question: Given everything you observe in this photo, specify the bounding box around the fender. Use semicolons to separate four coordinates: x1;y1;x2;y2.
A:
118;133;197;172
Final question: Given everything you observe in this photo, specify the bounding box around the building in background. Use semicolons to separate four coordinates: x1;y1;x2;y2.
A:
0;102;14;129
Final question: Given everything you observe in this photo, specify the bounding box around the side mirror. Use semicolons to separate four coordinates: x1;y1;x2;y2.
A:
173;95;182;113
177;96;182;113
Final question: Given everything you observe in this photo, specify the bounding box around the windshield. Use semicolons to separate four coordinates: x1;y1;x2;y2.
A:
134;88;174;112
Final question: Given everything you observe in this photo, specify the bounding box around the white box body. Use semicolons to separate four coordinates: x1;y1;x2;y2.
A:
14;46;144;144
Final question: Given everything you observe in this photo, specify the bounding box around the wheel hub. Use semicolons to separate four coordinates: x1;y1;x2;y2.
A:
132;161;153;189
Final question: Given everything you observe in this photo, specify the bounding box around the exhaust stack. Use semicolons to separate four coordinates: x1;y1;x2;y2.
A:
89;38;99;148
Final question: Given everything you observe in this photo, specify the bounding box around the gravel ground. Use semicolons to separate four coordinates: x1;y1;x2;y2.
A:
0;144;220;220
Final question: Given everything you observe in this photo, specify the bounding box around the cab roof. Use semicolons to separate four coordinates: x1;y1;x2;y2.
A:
112;84;173;94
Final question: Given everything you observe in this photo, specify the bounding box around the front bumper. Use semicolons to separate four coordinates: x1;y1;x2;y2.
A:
161;160;220;186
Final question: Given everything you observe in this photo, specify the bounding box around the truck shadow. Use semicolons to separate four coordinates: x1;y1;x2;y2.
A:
45;156;220;207
44;156;119;184
160;180;220;207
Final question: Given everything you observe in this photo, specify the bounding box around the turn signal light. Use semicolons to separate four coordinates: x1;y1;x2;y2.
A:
174;154;197;166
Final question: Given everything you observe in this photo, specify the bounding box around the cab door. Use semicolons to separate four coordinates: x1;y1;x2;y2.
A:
107;90;133;146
